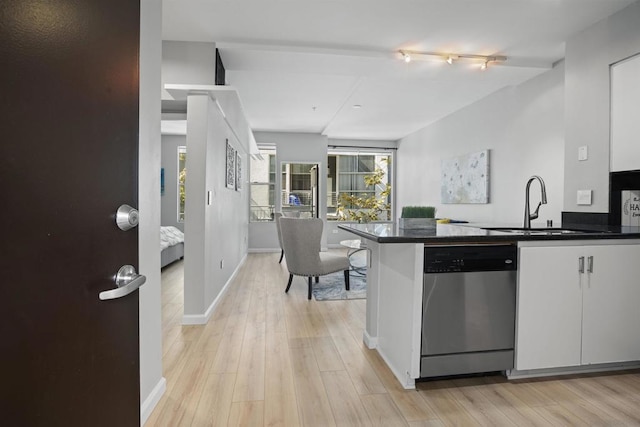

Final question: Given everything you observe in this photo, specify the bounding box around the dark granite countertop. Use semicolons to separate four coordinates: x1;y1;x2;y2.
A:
338;222;640;244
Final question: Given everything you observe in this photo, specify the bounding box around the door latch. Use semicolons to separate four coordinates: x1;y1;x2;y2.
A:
99;265;146;301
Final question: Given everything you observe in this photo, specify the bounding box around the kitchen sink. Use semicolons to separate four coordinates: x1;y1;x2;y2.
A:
484;227;609;235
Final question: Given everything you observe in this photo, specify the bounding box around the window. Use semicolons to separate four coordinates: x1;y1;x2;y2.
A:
327;151;392;221
280;162;319;218
250;147;276;222
177;146;186;222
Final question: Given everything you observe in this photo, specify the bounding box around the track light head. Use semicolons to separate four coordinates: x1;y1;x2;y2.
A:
400;50;411;63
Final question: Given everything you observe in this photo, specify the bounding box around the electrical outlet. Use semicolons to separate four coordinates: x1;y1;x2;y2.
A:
577;190;592;205
332;229;339;234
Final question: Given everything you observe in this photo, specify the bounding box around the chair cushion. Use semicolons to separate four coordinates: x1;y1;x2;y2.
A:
316;252;350;276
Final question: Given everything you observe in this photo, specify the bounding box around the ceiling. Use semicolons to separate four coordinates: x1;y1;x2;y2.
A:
162;0;636;141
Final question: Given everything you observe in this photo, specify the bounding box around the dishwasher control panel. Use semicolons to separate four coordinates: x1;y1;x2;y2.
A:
424;244;517;273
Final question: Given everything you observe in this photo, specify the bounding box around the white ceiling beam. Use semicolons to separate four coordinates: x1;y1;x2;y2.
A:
217;41;553;70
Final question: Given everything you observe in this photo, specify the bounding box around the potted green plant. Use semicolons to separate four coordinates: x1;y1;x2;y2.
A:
399;206;437;230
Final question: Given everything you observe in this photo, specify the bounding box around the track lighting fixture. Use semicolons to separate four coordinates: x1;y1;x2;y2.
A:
398;49;506;69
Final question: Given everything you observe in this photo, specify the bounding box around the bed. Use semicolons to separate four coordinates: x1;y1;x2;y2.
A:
161;226;184;268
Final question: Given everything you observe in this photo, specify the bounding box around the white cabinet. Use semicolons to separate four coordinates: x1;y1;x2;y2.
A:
581;245;640;364
516;244;640;371
516;246;583;370
611;53;640;172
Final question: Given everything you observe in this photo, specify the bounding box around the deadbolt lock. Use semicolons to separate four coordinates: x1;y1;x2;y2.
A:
116;204;139;231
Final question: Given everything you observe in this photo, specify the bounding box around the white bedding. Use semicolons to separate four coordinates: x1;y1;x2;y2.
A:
161;226;184;250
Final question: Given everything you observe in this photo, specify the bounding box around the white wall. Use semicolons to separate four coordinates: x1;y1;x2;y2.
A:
139;0;164;423
183;94;249;321
161;134;186;231
564;1;640;212
162;41;216;99
397;62;566;226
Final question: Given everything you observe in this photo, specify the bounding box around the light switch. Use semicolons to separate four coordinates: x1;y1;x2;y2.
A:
578;146;588;161
577;190;592;205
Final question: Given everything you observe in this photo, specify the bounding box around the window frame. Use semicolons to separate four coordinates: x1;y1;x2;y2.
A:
249;146;277;222
327;149;394;222
279;161;320;219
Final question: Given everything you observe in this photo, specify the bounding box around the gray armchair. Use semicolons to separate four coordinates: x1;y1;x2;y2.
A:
279;217;350;300
274;212;284;263
275;211;303;264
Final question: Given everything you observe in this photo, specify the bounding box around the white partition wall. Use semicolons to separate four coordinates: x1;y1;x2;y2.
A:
168;86;251;324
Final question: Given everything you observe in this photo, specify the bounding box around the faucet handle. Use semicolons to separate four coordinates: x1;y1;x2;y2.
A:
530;201;542;220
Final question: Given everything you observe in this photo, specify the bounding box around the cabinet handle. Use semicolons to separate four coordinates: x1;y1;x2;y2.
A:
578;256;585;273
587;255;594;273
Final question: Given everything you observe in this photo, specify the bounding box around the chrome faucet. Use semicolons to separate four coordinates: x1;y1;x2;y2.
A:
524;175;547;229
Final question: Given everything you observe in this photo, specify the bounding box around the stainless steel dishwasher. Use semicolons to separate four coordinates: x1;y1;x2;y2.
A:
421;244;517;378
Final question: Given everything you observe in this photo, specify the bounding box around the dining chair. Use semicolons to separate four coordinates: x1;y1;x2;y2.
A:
279;217;350;300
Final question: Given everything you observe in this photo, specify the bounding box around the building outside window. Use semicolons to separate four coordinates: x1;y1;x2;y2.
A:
327;151;392;221
250;146;276;222
281;162;319;218
178;146;186;222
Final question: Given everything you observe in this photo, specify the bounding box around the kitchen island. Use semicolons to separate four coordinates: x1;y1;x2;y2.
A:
338;222;640;389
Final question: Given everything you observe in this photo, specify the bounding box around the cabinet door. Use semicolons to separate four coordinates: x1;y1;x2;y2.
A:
611;54;640;172
516;247;583;370
582;244;640;364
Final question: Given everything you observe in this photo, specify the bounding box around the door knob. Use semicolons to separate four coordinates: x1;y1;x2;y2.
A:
99;265;146;300
116;204;139;231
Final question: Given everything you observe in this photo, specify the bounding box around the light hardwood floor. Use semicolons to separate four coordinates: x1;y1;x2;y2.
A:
146;252;640;426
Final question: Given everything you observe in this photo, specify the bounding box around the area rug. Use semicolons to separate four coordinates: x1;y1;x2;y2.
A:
312;271;366;301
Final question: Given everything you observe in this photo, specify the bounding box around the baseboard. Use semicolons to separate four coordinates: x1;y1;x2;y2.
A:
182;254;247;325
363;330;378;349
140;376;166;425
250;246;344;252
248;247;280;253
507;361;640;380
377;346;416;390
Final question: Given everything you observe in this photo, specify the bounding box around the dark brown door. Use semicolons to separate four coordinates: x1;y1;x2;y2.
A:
0;1;141;425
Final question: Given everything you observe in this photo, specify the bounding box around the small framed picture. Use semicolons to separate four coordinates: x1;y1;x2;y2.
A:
235;152;242;191
225;139;235;190
160;168;165;195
